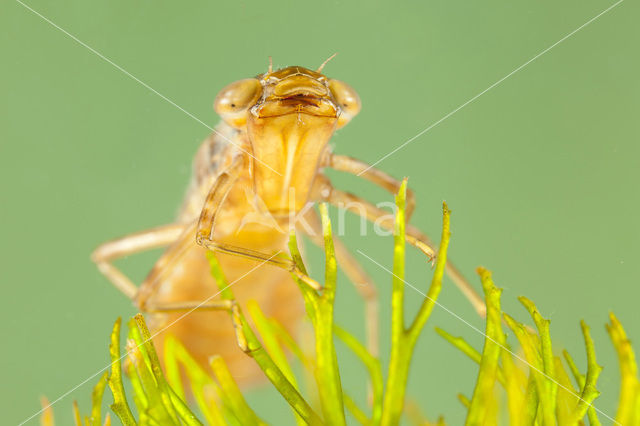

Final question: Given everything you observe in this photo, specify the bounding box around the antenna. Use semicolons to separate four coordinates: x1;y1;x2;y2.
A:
316;53;338;73
268;56;273;73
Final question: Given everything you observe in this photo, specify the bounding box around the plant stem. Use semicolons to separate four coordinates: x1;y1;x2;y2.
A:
504;313;547;425
381;181;451;426
106;318;136;426
381;180;409;426
314;203;346;426
606;312;640;424
465;268;504;425
381;343;413;426
570;321;602;423
519;296;557;424
563;349;601;425
90;372;108;426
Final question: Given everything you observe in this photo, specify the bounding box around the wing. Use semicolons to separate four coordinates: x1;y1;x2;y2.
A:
176;122;242;223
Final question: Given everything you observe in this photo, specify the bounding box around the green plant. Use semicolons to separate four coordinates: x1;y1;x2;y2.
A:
41;182;640;425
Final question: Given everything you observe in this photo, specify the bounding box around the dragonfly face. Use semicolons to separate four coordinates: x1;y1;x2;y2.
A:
214;66;361;215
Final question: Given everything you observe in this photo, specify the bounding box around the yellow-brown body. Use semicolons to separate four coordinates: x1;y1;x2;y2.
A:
136;127;303;386
131;65;354;385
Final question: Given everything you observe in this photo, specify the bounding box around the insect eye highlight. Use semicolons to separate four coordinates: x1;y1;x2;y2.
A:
328;79;361;128
214;79;263;127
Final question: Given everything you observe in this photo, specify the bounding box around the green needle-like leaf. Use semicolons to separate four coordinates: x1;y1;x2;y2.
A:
163;336;227;426
503;313;547;425
344;394;369;425
210;355;263;426
89;371;108;426
569;321;602;423
334;324;383;424
458;393;471;409
436;327;508;387
314;202;346;426
247;300;305;426
607;312;640;425
519;296;557;423
465;267;504;425
563;350;601;425
107;318;136;426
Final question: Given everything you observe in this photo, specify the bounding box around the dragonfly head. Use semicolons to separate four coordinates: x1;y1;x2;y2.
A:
214;65;361;215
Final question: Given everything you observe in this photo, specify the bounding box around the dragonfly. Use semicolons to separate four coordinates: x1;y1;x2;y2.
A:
91;58;484;386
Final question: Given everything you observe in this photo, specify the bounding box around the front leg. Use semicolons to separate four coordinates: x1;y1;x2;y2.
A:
195;158;322;291
320;176;486;317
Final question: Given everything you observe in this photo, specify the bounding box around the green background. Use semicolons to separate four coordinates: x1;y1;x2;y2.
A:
2;0;638;424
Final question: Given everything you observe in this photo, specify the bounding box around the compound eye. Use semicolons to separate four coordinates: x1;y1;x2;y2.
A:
328;79;361;128
214;78;263;127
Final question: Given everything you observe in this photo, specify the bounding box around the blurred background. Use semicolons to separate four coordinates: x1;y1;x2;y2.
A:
1;0;638;423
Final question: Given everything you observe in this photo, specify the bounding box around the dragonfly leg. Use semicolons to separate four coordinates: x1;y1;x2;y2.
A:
329;154;416;221
91;223;187;299
145;300;234;313
143;299;249;352
326;187;436;260
299;207;379;357
196;161;322;292
324;184;487;317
